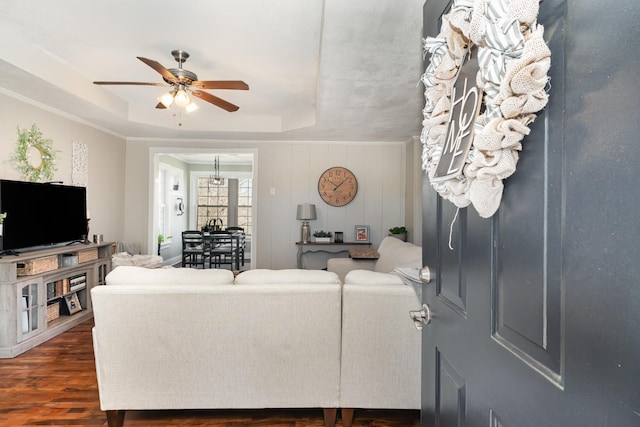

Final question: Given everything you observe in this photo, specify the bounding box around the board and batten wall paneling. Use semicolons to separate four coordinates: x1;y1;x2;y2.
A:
290;144;315;239
264;144;294;269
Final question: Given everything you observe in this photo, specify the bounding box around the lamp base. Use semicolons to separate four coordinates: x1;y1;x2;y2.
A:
301;221;311;244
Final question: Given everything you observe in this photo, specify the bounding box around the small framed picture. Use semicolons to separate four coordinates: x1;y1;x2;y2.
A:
354;225;370;243
64;292;82;315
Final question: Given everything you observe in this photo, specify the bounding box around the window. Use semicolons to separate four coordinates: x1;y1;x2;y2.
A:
158;168;168;238
157;164;182;244
237;178;253;235
196;177;228;230
196;176;252;235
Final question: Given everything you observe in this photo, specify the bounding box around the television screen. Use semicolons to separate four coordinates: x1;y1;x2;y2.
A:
0;180;87;253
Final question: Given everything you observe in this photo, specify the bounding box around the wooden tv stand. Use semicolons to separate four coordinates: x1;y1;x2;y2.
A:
0;242;113;358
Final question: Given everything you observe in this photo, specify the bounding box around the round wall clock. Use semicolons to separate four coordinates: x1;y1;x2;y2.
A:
318;167;358;207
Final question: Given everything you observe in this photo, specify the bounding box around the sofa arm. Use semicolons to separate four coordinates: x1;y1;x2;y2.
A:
340;274;422;410
326;258;376;283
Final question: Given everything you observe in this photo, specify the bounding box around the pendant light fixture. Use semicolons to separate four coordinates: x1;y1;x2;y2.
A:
209;156;225;186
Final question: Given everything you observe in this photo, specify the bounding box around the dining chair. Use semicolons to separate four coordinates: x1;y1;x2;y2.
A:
181;231;209;268
209;231;237;269
225;227;246;267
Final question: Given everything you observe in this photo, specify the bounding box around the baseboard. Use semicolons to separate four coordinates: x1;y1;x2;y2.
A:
163;255;181;267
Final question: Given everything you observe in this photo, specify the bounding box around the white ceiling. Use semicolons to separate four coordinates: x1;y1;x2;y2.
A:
0;0;425;142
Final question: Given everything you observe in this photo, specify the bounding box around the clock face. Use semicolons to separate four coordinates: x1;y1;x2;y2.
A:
318;167;358;207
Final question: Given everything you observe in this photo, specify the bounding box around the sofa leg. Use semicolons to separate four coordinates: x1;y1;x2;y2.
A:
106;410;125;427
323;408;337;427
341;408;355;427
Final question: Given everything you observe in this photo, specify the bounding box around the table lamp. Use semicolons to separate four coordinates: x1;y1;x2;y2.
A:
296;203;317;243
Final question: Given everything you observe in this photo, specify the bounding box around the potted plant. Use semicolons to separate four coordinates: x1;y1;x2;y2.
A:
388;226;407;242
313;230;332;243
157;234;172;255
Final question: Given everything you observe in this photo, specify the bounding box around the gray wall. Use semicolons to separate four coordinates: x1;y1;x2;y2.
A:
0;92;126;244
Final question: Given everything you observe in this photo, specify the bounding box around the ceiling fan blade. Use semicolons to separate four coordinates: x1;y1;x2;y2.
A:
191;90;240;112
137;57;178;84
155;102;167;109
93;81;169;87
191;80;249;90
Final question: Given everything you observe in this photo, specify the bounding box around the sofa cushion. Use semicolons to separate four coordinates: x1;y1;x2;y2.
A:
344;269;404;286
234;269;340;285
106;265;234;286
373;236;422;273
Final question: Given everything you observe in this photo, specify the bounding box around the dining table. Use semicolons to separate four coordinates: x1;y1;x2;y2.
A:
203;232;243;271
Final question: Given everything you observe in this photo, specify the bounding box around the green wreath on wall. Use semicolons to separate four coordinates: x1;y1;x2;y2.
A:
11;124;57;182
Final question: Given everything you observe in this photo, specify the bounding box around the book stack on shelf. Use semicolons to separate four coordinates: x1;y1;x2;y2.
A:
46;273;86;321
69;273;86;292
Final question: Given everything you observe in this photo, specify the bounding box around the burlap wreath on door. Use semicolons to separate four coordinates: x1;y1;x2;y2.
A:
421;0;550;218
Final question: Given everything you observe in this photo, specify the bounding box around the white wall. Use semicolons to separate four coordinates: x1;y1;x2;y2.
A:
0;92;126;244
124;139;420;269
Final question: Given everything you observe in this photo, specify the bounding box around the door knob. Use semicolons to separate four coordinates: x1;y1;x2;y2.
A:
409;303;432;331
419;266;432;283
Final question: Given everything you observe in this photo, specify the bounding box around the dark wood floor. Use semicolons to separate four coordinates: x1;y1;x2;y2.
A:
0;319;421;426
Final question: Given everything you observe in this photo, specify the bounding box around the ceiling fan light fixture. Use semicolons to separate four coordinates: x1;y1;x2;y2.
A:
174;88;190;107
185;100;199;113
158;92;174;108
94;51;248;113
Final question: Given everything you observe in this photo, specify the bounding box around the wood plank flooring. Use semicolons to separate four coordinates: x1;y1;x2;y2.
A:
0;319;421;426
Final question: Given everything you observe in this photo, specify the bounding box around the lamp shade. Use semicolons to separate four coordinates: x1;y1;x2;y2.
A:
296;203;317;220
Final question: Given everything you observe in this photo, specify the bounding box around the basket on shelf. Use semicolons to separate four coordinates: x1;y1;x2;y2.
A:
78;248;98;263
17;256;59;276
47;301;60;322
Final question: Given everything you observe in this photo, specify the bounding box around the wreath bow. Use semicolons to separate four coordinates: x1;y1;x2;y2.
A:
421;0;550;218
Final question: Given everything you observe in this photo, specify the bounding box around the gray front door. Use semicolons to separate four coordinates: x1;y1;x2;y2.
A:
421;0;640;425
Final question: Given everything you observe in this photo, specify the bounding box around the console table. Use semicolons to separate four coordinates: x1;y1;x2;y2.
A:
296;241;371;269
0;242;113;358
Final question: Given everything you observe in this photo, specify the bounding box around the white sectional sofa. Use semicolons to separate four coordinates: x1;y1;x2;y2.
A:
328;236;423;425
91;264;422;427
326;235;423;282
92;267;342;427
339;270;422;426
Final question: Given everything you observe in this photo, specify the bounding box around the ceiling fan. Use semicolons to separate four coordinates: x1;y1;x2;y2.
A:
93;50;249;112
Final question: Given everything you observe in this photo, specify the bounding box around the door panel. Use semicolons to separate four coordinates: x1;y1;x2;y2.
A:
436;349;466;427
492;117;564;382
421;0;640;426
437;202;467;316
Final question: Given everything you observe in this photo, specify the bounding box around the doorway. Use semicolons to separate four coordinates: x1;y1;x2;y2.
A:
150;149;257;269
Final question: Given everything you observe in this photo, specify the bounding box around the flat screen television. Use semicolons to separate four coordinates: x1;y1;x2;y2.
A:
0;179;88;253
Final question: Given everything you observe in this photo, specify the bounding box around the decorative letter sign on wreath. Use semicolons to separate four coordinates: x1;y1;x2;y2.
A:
421;0;551;218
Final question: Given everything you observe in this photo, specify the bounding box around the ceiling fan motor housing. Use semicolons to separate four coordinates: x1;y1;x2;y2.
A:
166;50;197;84
164;68;198;85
